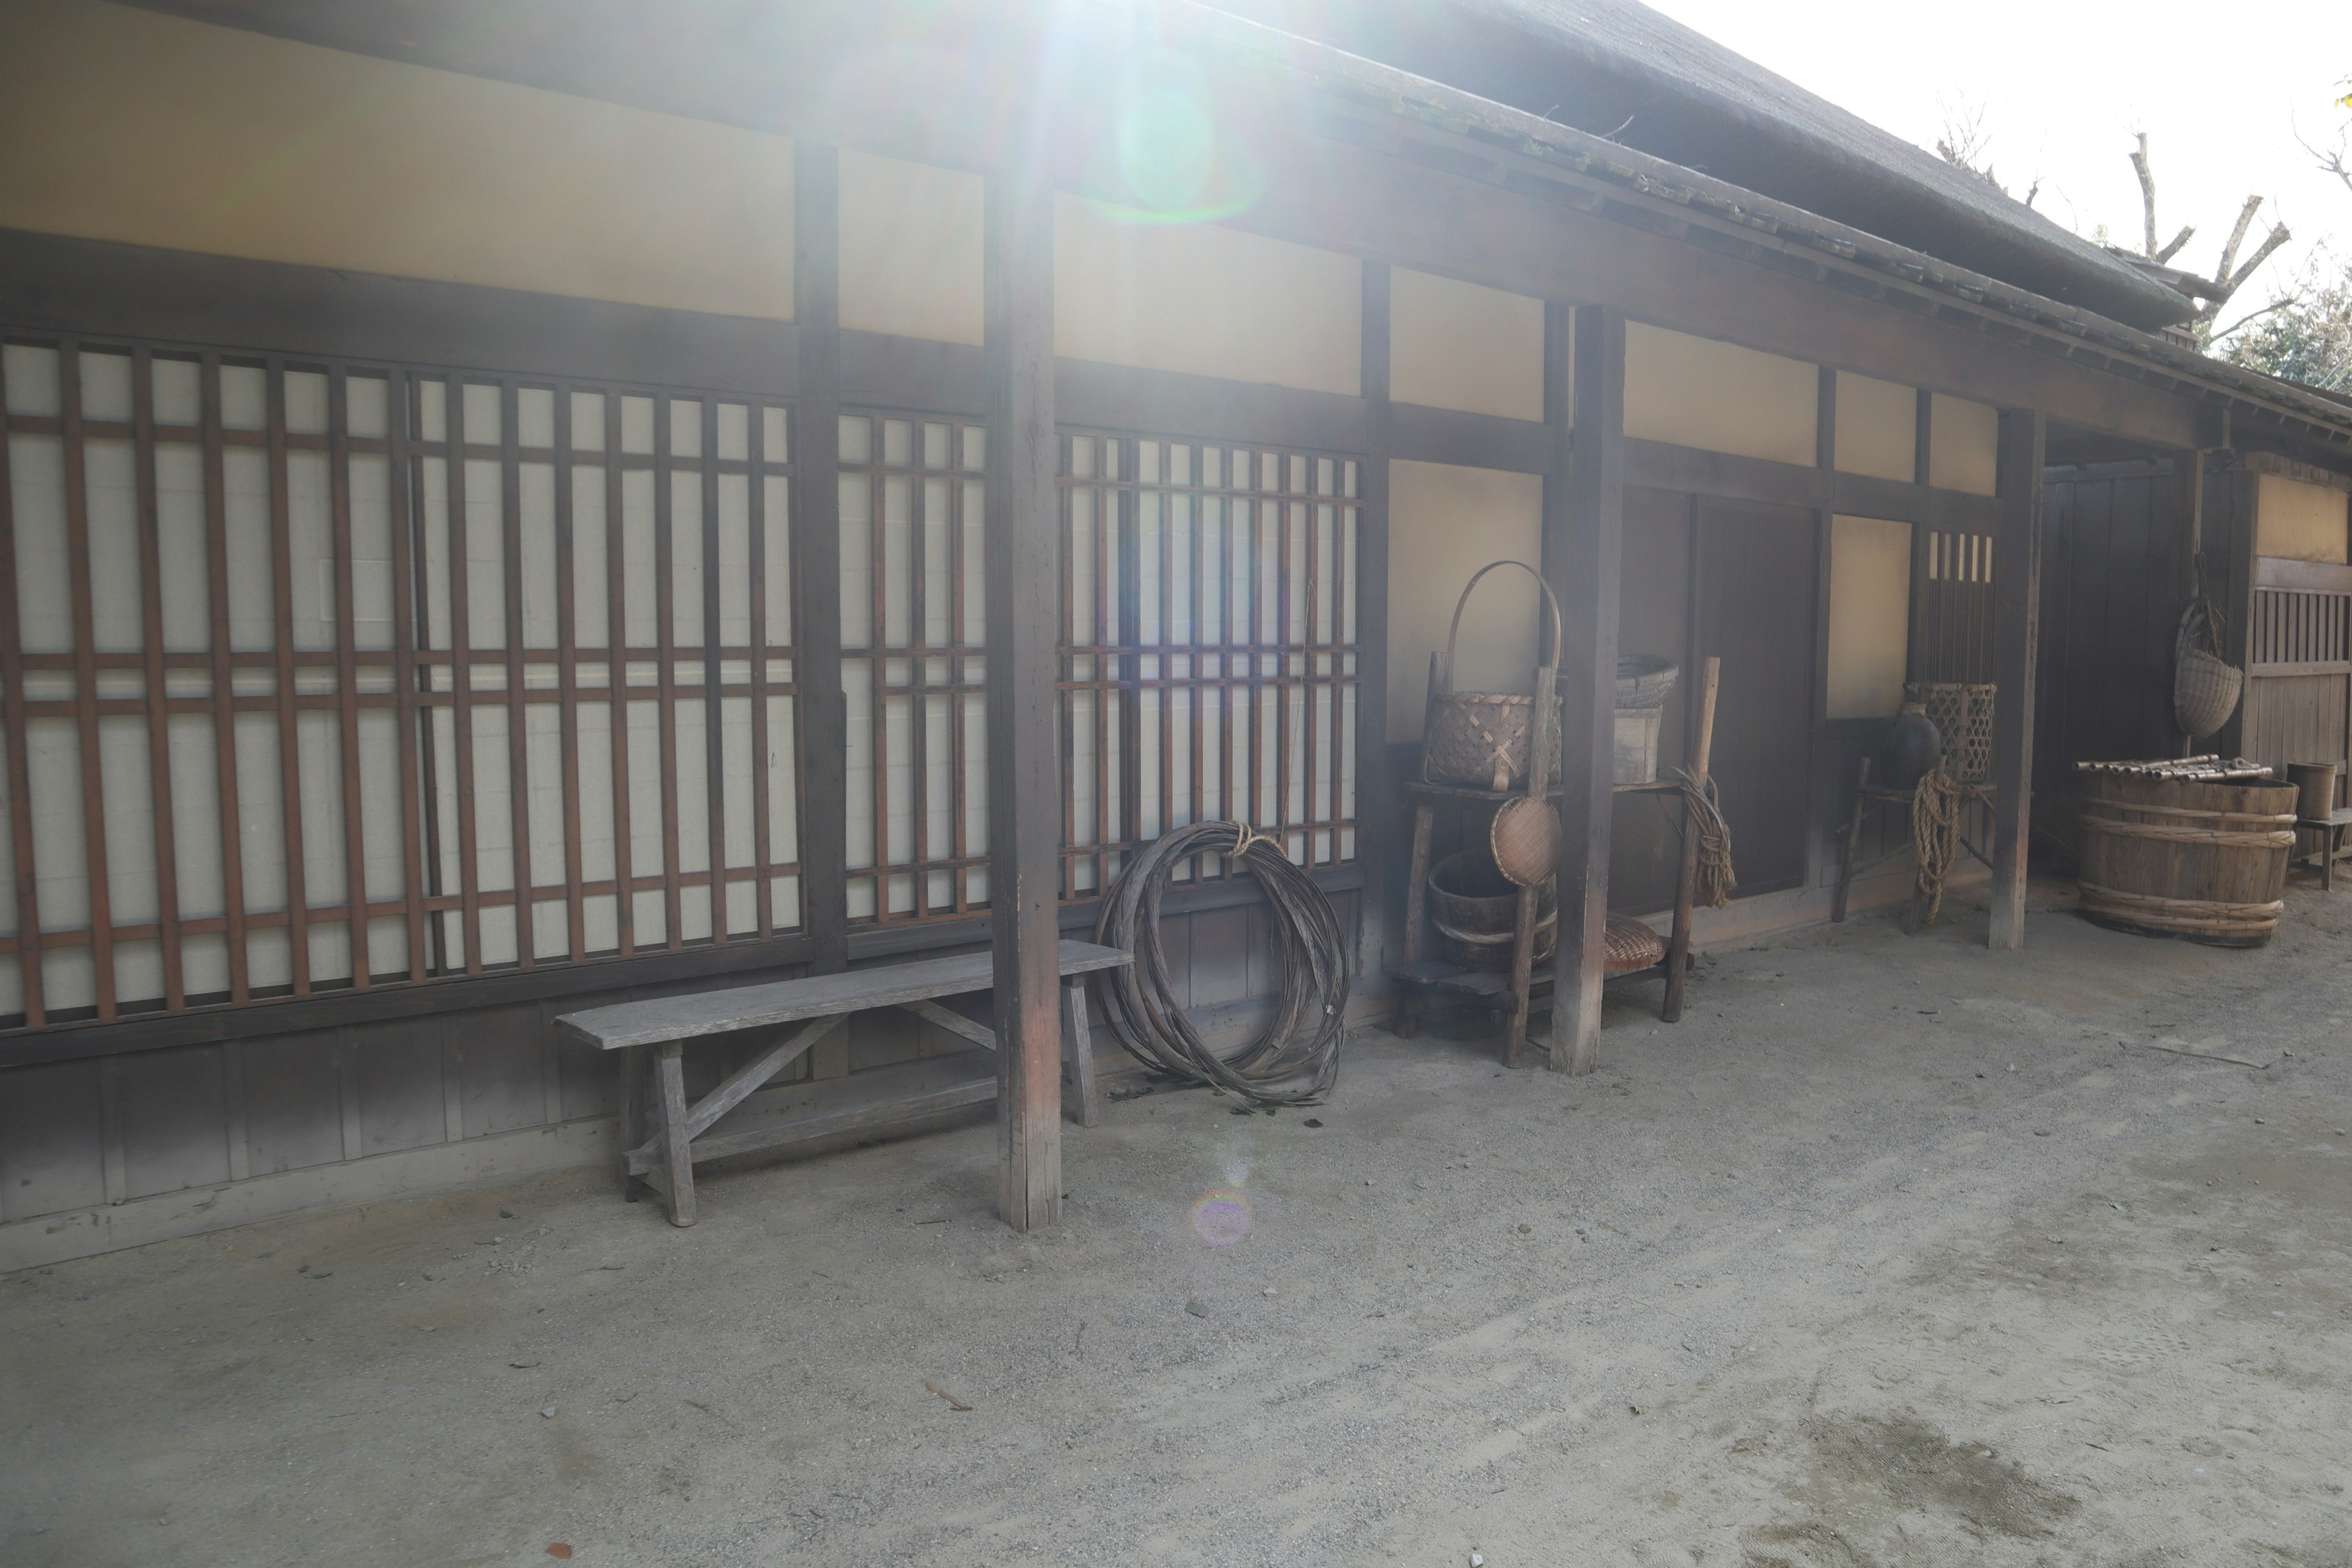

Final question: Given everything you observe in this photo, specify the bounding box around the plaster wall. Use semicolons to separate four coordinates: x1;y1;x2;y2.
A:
1055;198;1361;397
1826;514;1913;720
1389;269;1546;421
0;0;798;320
2255;472;2351;565
1834;371;1916;483
1385;460;1544;742
1928;394;1999;497
839;151;984;347
1624;323;1816;467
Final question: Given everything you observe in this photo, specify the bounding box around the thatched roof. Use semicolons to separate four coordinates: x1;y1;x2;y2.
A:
1210;0;2192;332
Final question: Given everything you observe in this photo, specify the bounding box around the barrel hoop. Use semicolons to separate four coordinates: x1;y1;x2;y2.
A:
2082;797;2297;827
2078;882;2283;933
2081;817;2296;850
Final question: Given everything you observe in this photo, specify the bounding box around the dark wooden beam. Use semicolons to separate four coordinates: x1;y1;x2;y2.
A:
1989;407;2048;950
0;227;800;393
982;157;1063;1230
1548;303;1624;1075
794;144;850;979
1357;262;1395;987
1390;403;1548;475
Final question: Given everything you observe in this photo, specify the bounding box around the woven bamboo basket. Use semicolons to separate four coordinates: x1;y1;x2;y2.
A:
1424;562;1564;791
1906;682;1996;786
2077;772;2298;947
2173;601;2242;740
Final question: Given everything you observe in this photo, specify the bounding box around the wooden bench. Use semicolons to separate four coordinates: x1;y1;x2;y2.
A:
554;940;1133;1226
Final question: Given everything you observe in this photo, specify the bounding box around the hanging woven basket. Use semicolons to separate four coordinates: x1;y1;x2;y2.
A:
1423;561;1563;791
2173;599;2242;741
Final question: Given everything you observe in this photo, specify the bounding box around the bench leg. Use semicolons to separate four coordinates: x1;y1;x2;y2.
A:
616;1046;646;1202
1063;978;1101;1128
654;1040;696;1227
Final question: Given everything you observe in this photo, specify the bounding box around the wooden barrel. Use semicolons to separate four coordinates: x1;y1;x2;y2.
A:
2077;774;2299;946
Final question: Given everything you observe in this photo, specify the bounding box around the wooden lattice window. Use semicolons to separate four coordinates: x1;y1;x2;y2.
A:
1060;433;1360;896
1913;527;1996;684
836;416;1362;924
0;334;801;1030
2249;587;2352;669
836;412;990;925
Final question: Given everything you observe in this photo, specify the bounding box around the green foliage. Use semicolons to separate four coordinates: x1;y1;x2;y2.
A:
2222;258;2352;393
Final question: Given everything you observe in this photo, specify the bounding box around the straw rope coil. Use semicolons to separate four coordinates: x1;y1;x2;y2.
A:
1667;767;1737;908
1093;821;1351;1106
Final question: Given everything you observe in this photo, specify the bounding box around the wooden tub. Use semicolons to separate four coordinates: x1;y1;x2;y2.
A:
2077;774;2299;946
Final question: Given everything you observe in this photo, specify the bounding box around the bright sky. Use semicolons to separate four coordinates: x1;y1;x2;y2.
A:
1643;0;2352;334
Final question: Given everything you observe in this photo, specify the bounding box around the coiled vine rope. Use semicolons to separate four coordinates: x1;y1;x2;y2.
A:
1093;821;1352;1106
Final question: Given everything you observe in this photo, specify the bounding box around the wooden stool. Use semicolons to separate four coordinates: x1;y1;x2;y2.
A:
2301;808;2352;891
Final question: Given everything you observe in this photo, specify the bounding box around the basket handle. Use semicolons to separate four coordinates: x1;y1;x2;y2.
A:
1441;560;1563;690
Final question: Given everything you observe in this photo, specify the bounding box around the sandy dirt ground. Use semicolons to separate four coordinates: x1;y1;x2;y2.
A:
4;882;2350;1567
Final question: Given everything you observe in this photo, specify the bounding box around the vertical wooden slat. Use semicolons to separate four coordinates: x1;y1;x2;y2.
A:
386;369;428;982
746;405;774;937
653;392;684;947
328;368;369;989
908;428;932;919
500;381;535;969
699;394;729;942
133;347;186;1010
794;140;848;976
200;355;249;1002
1989;408;2048;951
1548;302;1623;1077
265;360;311;996
1117;435;1143;881
869;425;890;916
0;347;48;1026
554;382;586;959
445;372;481;973
58;345;119;1020
1356;260;1393;982
945;421;964;921
1274;451;1294;861
1094;440;1114;889
603;391;636;957
984;156;1064;1231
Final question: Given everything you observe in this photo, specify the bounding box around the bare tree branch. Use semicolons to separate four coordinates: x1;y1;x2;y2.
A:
2153;224;2195;265
2227;222;2294;295
2211;293;2303;342
2130;132;2159;257
2213;194;2266;287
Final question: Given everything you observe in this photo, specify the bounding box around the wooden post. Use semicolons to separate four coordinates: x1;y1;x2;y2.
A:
1357;262;1395;992
794;142;850;978
1504;663;1556;1065
1547;303;1623;1076
1662;656;1719;1022
1988;408;2048;950
982;160;1063;1231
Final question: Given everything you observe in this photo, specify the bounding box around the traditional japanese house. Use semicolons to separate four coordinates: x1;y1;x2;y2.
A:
5;0;2351;1266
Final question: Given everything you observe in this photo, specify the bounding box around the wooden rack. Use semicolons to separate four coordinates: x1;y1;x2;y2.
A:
1391;658;1722;1065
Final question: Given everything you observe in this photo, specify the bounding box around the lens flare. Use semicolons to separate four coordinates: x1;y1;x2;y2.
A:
1118;89;1216;213
1190;1189;1252;1247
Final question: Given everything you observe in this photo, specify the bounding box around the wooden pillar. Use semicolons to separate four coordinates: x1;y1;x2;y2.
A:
1356;262;1393;986
982;162;1063;1229
794;143;849;977
1546;303;1623;1075
1988;407;2048;950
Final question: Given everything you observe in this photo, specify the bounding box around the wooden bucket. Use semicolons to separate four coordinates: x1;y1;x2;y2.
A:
1427;851;1555;970
2077;774;2299;947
